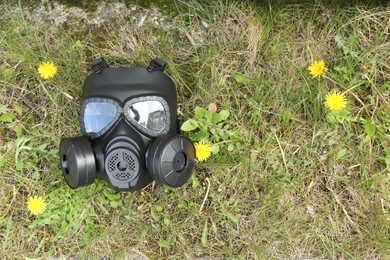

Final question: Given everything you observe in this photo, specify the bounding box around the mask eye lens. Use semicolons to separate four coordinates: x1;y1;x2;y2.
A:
83;102;118;134
129;101;166;133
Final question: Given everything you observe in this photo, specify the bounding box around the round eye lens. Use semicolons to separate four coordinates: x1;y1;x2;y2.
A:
128;101;166;133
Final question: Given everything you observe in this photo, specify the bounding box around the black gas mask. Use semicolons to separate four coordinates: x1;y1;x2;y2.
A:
59;58;196;192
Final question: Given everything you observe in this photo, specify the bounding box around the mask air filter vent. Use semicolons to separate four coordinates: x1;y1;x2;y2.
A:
105;148;139;181
123;152;136;170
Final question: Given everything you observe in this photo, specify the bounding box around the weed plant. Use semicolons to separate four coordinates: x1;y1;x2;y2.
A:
0;0;389;258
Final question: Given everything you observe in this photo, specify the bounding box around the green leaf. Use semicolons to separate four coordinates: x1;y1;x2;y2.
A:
15;124;22;138
225;212;239;223
180;119;198;131
163;215;170;225
336;149;347;160
110;200;123;209
158;240;173;248
219;110;230;121
194;106;207;118
211;113;222;124
326;109;351;124
201;220;208;246
212;221;218;234
335;35;358;58
192;130;209;141
233;73;251;84
32;172;40;180
209;143;220;154
13;104;22;116
3;68;14;79
73;40;84;49
334;66;350;74
282;110;292;124
151;208;160;221
103;189;118;201
0;105;7;113
16;161;24;171
36;143;48;152
205;110;212;122
363;119;376;139
228;143;235;152
191;175;200;189
0;112;13;122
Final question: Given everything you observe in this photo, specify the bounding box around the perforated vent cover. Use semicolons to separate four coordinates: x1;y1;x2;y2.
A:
105;148;139;181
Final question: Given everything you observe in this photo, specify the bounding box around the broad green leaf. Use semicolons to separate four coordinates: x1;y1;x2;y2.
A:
103;189;117;200
282;110;292;124
0;112;13;122
194;106;207;118
205;110;213;122
13;104;22;116
192;130;209;141
191;175;200;189
180;119;198;131
233;73;251;84
211;113;222;124
219;110;230;121
209;143;220;154
110;200;123;208
326;109;351;124
363;119;376;139
158;240;172;247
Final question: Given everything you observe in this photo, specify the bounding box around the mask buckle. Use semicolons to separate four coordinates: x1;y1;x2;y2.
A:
91;57;109;74
147;58;166;72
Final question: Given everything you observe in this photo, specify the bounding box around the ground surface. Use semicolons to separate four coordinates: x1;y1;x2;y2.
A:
0;0;389;259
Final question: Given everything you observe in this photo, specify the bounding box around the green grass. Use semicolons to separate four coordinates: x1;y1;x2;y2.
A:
0;0;389;258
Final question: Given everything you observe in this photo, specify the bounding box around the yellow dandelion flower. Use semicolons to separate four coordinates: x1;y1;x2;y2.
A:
324;91;347;111
38;61;57;79
27;195;46;215
308;60;327;78
361;65;368;71
195;141;211;162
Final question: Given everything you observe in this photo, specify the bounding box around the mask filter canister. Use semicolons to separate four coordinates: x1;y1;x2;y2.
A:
146;135;195;188
60;137;96;188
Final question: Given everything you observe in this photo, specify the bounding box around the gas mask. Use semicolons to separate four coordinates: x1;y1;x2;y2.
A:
59;58;196;192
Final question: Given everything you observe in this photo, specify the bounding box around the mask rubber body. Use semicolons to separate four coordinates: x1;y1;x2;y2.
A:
60;59;195;192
